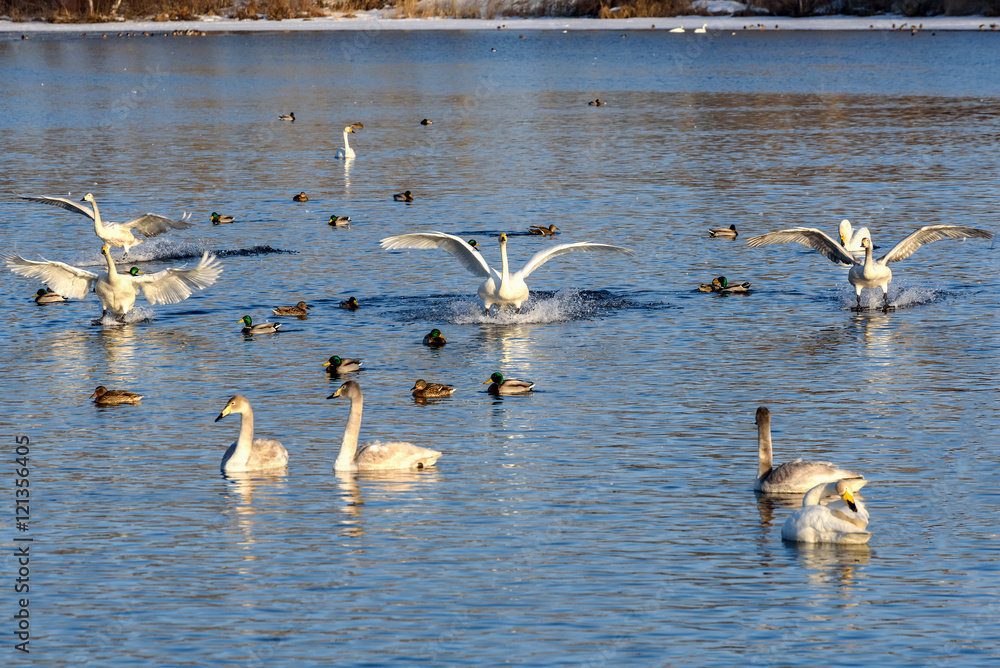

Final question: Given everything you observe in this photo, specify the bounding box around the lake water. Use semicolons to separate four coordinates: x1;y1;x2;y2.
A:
1;27;998;666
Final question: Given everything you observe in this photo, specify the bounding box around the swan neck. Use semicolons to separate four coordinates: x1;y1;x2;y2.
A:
336;394;363;470
757;417;773;480
500;242;510;283
104;250;118;276
232;406;255;466
802;481;837;507
343;130;351;150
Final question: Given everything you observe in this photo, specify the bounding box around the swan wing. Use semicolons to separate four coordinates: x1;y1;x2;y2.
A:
20;195;96;220
356;440;442;470
131;252;223;305
515;242;634;280
877;225;994;264
380;231;492;278
121;213;195;237
746;227;859;266
3;252;98;299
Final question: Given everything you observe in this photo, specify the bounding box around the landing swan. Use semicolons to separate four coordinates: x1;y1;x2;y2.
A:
754;406;866;495
21;193;193;258
215;394;289;473
333;123;363;159
838;219;873;253
747;225;993;311
4;245;223;319
781;480;871;544
380;231;634;314
328;381;442;471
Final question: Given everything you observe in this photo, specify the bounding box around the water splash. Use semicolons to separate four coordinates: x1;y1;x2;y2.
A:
837;282;944;310
396;288;639;325
95;306;155;327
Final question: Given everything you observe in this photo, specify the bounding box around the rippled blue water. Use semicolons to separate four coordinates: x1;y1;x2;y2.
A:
1;28;998;666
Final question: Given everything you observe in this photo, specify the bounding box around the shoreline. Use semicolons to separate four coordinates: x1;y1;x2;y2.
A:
2;15;999;34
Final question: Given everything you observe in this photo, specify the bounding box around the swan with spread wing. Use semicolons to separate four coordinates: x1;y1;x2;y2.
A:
380;231;634;314
747;225;993;311
21;193;193;258
4;245;223;319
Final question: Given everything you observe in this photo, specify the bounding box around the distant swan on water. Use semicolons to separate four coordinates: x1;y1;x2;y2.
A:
215;394;289;473
328;381;442;471
333;123;363;159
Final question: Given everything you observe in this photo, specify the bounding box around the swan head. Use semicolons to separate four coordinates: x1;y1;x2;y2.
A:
835;480;859;512
860;237;872;250
239;315;253;326
101;244;111;256
128;267;143;276
90;386;108;399
215;394;249;422
82;193;96;203
755;406;770;426
484;372;505;385
328;380;361;400
499;233;508;246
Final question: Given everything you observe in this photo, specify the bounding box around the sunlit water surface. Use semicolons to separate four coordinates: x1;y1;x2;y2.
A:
0;29;998;666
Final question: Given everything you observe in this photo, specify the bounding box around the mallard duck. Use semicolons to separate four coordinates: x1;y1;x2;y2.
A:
333;122;363;159
239;315;281;335
393;190;414;202
214;395;289;473
780;480;871;544
272;301;310;317
528;224;559;236
420;118;432;125
588;99;604;106
709;224;738;239
754;407;866;495
747;225;993;312
90;385;143;405
210;212;234;225
715;276;752;293
278;112;295;121
324;355;362;374
327;381;442;471
339;296;359;310
293;192;308;202
5;245;222;320
422;328;446;347
468;239;481;252
21;193;193;259
381;231;633;314
34;287;66;304
411;379;455;398
484;372;534;395
328;215;351;227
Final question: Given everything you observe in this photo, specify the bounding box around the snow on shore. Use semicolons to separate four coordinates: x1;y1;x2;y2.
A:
1;13;997;34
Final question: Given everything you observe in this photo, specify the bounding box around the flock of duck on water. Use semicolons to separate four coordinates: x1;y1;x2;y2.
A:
6;118;992;544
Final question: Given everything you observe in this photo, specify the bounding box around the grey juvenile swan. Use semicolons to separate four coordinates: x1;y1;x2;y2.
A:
214;395;289;473
754;406;866;495
328;381;442;471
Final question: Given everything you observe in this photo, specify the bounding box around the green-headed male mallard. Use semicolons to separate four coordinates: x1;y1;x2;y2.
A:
339;296;360;310
393;190;413;202
211;212;234;225
34;287;66;304
329;215;351;227
422;329;446;347
324;355;362;374
484;372;534;396
240;315;281;335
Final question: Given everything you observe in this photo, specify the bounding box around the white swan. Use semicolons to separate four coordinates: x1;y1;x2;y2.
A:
838;219;873;253
21;193;193;258
328;381;442;471
781;480;871;544
215;395;289;473
755;406;867;495
380;231;634;314
694;23;708;33
747;225;993;311
333;123;363;159
4;244;223;319
669;26;685;33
